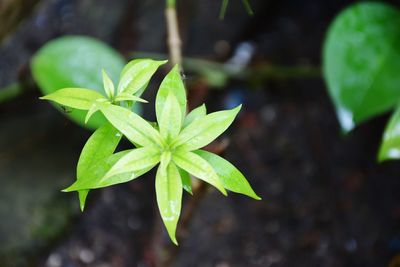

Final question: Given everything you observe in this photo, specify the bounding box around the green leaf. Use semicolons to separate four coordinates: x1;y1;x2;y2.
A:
179;168;192;195
102;69;115;99
156;65;187;125
378;106;400;162
40;88;105;110
173;105;241;151
173;150;227;195
76;122;121;210
100;103;163;147
65;150;131;191
114;93;148;103
194;150;261;200
104;146;161;180
183;104;206;128
159;93;182;142
323;2;400;132
32;36;125;129
241;0;254;16
155;161;182;245
219;0;229;20
118;59;167;95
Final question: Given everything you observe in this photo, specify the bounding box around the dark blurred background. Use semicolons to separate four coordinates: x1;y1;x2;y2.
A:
1;0;400;266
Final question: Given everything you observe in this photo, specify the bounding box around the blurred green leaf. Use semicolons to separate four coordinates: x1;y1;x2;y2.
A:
156;65;187;125
117;59;166;95
31;36;125;129
173;150;227;195
156;161;182;245
173;105;241;151
323;2;400;132
194;150;260;200
76;122;121;211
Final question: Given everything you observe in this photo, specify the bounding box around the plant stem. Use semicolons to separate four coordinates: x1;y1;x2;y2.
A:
165;0;182;66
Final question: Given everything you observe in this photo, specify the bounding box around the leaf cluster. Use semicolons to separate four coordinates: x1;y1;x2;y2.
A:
41;59;260;244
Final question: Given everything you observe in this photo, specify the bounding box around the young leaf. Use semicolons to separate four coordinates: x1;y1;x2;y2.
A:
323;2;400;132
194;150;261;200
156;65;187;124
183;104;206;128
102;69;115;99
65;150;131;191
156;161;182;245
173;105;241;151
173;150;227;195
40;88;105;110
76;122;121;210
100;103;163;147
378;106;400;162
159;93;182;142
114;93;148;103
179;168;192;195
118;59;167;95
85;102;101;124
104;146;161;180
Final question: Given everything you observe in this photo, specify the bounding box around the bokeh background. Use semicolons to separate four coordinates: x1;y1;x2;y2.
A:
1;0;400;266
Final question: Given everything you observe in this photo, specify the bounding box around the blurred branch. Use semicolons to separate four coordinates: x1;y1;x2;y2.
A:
165;0;182;66
131;51;321;87
0;0;40;43
0;83;25;103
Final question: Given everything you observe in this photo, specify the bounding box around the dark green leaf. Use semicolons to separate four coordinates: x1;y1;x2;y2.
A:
179;168;192;195
323;2;400;132
194;150;261;200
32;36;125;129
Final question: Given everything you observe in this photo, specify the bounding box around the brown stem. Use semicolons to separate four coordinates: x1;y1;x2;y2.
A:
165;7;182;66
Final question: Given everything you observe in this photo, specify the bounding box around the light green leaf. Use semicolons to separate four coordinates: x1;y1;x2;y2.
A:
65;150;131;191
323;2;400;132
40;88;105;110
104;146;161;180
118;59;167;95
85;102;101;124
156;161;182;245
173;105;241;151
156;65;187;124
173;150;227;195
76;122;122;210
100;103;163;147
114;93;148;103
159;93;182;142
179;168;192;195
183;104;206;128
32;36;125;129
102;69;115;99
378;106;400;162
194;150;261;200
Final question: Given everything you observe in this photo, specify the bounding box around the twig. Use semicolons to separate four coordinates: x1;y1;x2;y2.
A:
165;0;182;66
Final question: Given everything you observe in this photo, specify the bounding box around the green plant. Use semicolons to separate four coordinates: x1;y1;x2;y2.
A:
41;61;260;244
323;2;400;161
